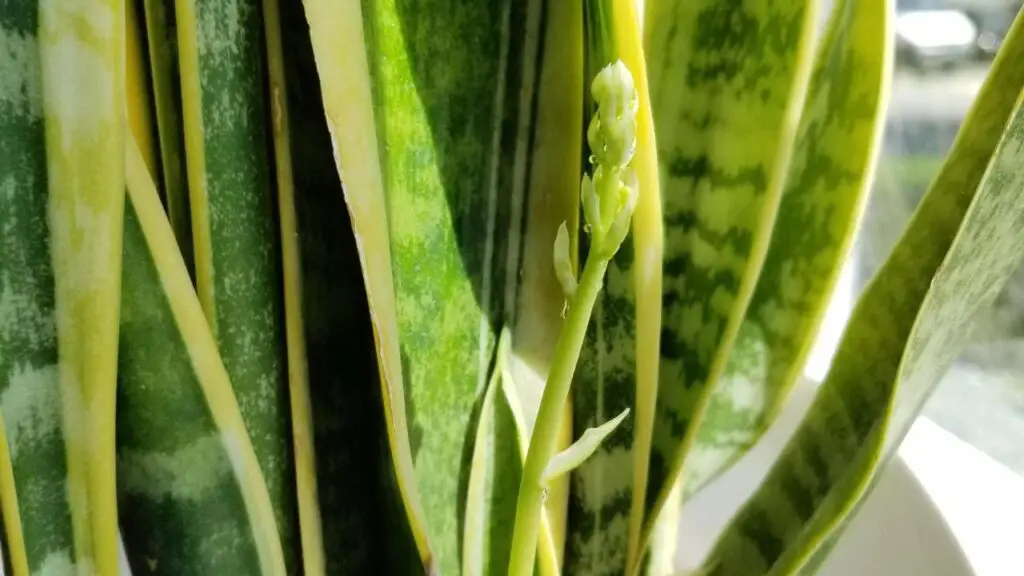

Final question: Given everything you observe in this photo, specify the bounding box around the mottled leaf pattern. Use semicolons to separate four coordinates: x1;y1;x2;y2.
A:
682;0;892;499
39;1;126;572
301;0;580;571
705;11;1024;574
175;0;298;569
0;4;76;572
118;137;285;575
298;0;434;568
642;0;817;546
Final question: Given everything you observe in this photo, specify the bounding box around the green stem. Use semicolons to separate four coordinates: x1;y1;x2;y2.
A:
508;255;610;576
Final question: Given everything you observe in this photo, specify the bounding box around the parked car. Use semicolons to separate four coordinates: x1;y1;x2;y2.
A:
896;0;979;69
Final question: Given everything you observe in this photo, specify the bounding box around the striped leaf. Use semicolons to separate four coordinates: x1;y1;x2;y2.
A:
118;136;285;575
261;0;326;573
174;0;298;569
681;0;893;499
126;0;159;179
462;333;517;576
641;0;818;551
460;0;587;570
0;411;27;576
38;1;126;573
705;11;1024;574
504;0;586;562
276;2;424;572
463;331;563;576
301;0;582;571
0;5;76;573
565;1;664;573
140;0;193;263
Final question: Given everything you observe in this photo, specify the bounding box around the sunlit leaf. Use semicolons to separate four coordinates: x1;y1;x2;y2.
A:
705;10;1024;574
682;0;892;500
301;0;583;571
639;0;818;557
566;0;664;572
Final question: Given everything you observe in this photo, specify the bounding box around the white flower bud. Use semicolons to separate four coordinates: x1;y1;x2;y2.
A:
580;60;640;262
589;60;638;168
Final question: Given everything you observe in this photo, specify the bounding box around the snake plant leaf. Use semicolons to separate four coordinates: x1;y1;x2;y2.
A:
705;12;1024;574
501;367;566;576
545;409;630;483
261;0;326;573
566;0;665;573
464;29;585;553
462;330;545;576
126;0;158;179
502;0;585;564
118;136;285;575
0;6;77;573
682;0;893;500
141;0;193;264
275;2;424;572
462;332;510;576
640;0;818;552
297;0;432;569
174;0;298;569
301;0;583;571
38;1;125;573
0;411;29;576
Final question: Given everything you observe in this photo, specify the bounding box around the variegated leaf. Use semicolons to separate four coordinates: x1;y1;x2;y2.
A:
174;0;299;569
118;136;286;575
566;1;664;574
0;4;76;573
39;1;126;572
279;1;425;570
705;10;1024;573
640;0;818;555
300;0;583;571
681;0;892;499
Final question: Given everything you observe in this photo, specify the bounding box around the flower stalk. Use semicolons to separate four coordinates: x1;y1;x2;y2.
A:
508;60;640;576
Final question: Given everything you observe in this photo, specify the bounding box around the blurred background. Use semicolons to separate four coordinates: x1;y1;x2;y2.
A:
828;0;1024;476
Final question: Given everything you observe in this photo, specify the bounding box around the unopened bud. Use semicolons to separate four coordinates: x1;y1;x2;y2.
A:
588;60;638;169
599;174;639;259
553;222;577;299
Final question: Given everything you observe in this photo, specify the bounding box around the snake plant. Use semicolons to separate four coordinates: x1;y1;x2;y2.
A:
3;0;1024;574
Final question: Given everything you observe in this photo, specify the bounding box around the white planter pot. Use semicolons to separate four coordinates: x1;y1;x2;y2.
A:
675;377;974;575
